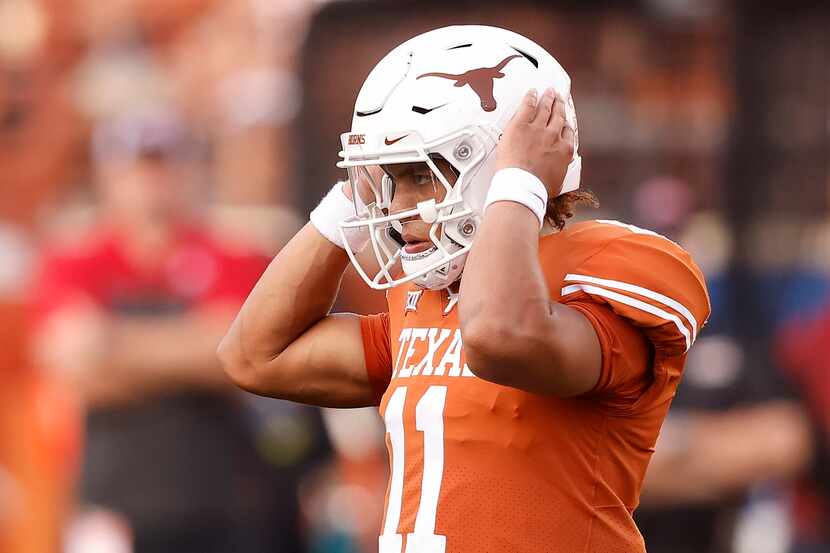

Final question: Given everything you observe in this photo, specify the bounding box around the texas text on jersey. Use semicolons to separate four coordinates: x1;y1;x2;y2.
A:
361;220;710;553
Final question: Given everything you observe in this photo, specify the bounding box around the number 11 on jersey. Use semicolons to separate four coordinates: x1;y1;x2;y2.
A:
379;386;448;553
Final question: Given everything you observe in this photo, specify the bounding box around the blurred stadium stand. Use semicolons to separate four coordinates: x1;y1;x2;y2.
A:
0;1;828;552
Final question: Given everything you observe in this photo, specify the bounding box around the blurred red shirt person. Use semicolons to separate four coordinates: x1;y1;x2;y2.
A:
30;108;275;553
777;303;830;547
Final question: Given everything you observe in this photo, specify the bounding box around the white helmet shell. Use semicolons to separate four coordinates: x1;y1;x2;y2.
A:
337;25;581;290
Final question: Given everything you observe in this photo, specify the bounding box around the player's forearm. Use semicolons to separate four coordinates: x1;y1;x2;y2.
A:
459;203;552;371
218;223;349;382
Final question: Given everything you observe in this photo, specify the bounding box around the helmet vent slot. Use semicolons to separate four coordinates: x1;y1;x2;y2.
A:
411;103;447;115
446;43;472;50
356;107;382;117
511;46;538;68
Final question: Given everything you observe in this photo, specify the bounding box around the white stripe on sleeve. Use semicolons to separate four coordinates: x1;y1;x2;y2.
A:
561;283;692;351
564;273;698;342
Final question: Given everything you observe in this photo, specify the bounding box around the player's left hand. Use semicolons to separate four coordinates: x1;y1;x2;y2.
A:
495;88;575;197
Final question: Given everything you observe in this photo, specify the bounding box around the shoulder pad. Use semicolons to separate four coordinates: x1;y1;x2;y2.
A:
560;221;711;356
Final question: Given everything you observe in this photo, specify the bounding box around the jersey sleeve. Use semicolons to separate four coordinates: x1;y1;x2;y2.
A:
560;232;710;358
359;312;393;404
567;300;651;408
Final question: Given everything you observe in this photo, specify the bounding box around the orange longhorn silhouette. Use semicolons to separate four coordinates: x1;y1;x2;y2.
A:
417;54;523;112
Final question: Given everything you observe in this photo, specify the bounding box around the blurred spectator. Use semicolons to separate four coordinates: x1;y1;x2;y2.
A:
776;283;830;553
29;108;288;553
0;223;79;553
303;409;387;553
632;183;813;553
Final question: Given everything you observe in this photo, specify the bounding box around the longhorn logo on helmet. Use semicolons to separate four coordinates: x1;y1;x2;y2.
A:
417;54;523;112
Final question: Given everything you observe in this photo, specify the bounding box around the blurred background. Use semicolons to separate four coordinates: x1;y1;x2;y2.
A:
1;0;829;552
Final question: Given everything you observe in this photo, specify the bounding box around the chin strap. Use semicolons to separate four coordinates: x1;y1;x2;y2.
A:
559;155;582;195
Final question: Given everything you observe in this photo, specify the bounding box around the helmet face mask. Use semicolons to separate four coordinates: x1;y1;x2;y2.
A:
338;127;488;290
337;25;582;291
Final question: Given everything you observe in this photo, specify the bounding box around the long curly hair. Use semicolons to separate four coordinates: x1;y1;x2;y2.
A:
545;190;599;230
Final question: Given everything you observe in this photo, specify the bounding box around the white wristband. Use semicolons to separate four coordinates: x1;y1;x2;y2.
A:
484;168;548;229
310;182;369;251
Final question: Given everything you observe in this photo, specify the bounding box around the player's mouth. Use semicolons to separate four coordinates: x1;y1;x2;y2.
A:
403;240;434;254
400;232;435;255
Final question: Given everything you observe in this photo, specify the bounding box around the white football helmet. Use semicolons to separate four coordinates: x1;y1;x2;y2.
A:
337;25;581;290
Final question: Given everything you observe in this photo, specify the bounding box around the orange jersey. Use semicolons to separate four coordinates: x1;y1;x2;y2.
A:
360;219;710;553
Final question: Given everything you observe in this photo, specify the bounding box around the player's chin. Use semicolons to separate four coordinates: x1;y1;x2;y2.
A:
400;243;439;263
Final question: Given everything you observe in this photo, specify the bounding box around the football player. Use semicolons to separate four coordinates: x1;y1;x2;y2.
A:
219;25;710;553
